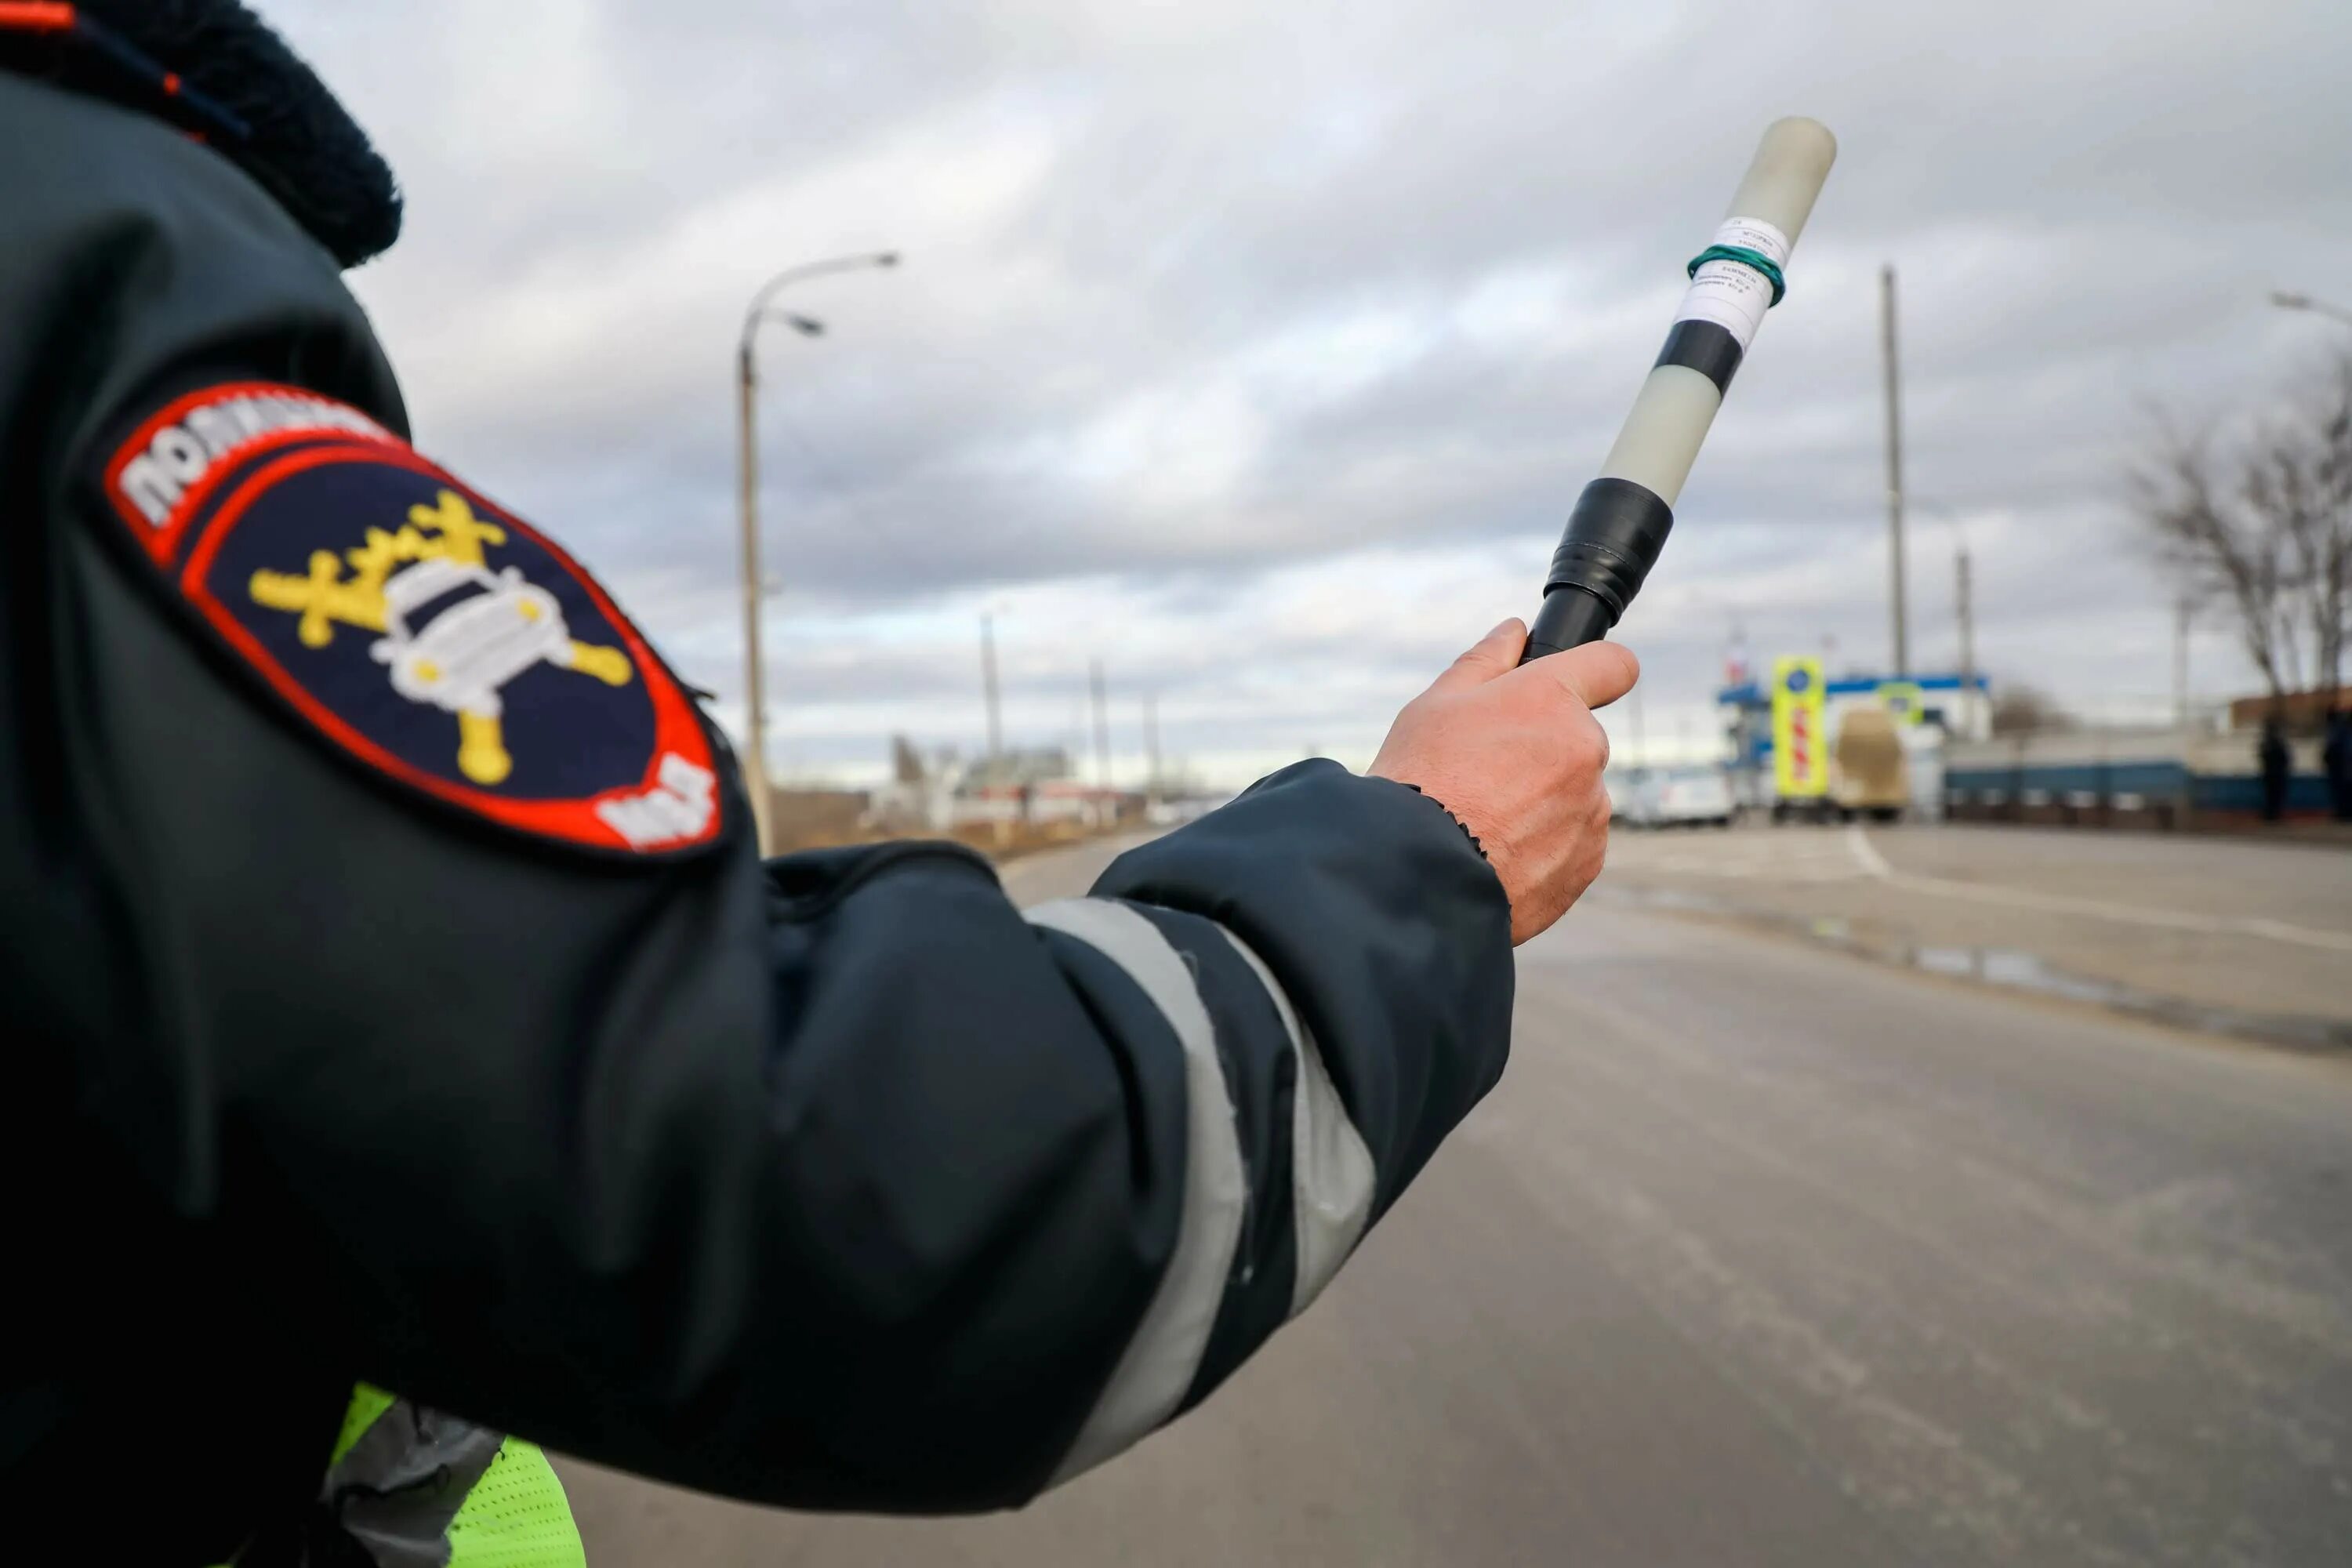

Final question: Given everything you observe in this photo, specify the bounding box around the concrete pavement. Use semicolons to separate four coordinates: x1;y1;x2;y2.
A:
558;827;2352;1566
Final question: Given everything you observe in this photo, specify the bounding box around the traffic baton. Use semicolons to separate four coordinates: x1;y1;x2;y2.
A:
1521;118;1838;661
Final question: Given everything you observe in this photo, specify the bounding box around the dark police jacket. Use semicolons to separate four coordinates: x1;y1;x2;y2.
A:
0;25;1512;1565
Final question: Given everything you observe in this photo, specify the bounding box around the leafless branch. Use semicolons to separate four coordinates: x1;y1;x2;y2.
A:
2127;349;2352;705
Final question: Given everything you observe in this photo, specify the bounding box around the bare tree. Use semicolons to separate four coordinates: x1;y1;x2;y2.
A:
2129;351;2352;705
2282;355;2352;693
1988;684;2074;737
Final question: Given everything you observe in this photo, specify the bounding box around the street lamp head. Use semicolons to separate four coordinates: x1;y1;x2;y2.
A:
2267;290;2352;326
875;251;902;269
784;314;826;336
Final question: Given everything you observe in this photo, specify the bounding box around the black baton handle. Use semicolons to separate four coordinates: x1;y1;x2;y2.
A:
1519;477;1675;662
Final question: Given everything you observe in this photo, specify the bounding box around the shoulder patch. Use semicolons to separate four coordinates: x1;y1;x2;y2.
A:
103;383;727;857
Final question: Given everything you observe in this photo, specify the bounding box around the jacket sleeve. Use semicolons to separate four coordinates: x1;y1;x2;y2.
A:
87;695;1512;1514
719;764;1514;1506
10;71;1515;1515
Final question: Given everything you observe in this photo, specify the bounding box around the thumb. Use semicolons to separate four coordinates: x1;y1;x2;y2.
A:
1425;619;1529;695
1526;639;1641;711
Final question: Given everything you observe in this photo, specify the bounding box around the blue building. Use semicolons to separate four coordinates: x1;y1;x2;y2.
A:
1944;727;2334;824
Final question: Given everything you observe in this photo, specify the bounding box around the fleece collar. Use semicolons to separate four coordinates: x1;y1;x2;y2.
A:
0;0;401;267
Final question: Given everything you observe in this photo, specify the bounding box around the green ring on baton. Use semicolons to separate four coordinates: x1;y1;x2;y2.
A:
1686;244;1786;307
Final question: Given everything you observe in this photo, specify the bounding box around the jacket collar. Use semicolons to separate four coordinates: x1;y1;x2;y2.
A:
0;1;400;267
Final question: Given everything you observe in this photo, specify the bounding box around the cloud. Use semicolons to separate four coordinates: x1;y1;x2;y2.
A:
269;0;2352;782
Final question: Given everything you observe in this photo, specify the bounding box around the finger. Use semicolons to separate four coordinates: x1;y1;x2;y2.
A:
1520;640;1640;710
1425;618;1528;695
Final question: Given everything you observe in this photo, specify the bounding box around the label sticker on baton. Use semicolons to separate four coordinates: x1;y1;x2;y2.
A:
1673;216;1791;352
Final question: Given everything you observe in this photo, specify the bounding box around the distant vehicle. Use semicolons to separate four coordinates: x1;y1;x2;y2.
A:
1604;769;1638;821
1626;765;1736;828
1832;706;1908;822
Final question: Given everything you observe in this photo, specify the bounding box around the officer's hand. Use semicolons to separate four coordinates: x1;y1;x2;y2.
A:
1368;618;1639;945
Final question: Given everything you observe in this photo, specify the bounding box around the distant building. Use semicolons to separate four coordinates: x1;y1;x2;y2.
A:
2225;685;2351;734
1716;670;1991;815
866;738;1135;833
1944;684;2346;828
963;747;1074;789
1945;726;2333;826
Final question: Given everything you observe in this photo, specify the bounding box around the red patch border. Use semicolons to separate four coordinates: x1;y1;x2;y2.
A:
176;440;724;856
105;380;406;565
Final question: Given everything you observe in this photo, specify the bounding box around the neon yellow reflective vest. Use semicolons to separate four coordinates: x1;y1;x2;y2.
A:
224;1385;586;1566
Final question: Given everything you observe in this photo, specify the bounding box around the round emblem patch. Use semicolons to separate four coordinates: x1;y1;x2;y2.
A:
103;385;725;855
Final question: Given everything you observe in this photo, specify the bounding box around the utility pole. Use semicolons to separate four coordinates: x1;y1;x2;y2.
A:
1880;263;1909;678
2172;596;2192;729
1088;659;1111;817
1956;545;1976;739
979;613;1003;769
1143;691;1161;804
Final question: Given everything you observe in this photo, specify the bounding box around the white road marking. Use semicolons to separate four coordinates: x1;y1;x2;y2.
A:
1843;826;2352;955
1842;822;1893;880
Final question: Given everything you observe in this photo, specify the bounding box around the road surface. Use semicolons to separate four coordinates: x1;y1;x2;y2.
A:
1604;821;2352;1036
560;828;2352;1566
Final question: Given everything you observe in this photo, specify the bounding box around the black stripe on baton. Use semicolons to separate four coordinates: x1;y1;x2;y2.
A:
1653;318;1744;395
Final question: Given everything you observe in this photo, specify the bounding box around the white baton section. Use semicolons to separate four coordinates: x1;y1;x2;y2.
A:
1597;116;1837;509
1214;927;1374;1316
1027;898;1249;1485
1673;216;1793;352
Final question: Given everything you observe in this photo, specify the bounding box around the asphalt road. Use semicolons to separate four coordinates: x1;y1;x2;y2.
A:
561;830;2352;1566
1604;821;2352;1034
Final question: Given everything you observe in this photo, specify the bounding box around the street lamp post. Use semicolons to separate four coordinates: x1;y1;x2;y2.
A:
735;250;898;852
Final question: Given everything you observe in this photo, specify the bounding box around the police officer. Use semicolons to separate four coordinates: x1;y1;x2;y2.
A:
0;5;1635;1563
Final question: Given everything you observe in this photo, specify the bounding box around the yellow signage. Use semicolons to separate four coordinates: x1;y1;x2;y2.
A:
1772;655;1828;797
1876;681;1926;727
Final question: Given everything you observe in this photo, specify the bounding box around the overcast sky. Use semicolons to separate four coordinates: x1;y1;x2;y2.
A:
274;0;2352;785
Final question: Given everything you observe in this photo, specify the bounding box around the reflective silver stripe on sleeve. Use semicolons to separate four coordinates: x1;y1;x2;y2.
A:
324;1395;503;1567
1027;897;1249;1483
1214;927;1375;1315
